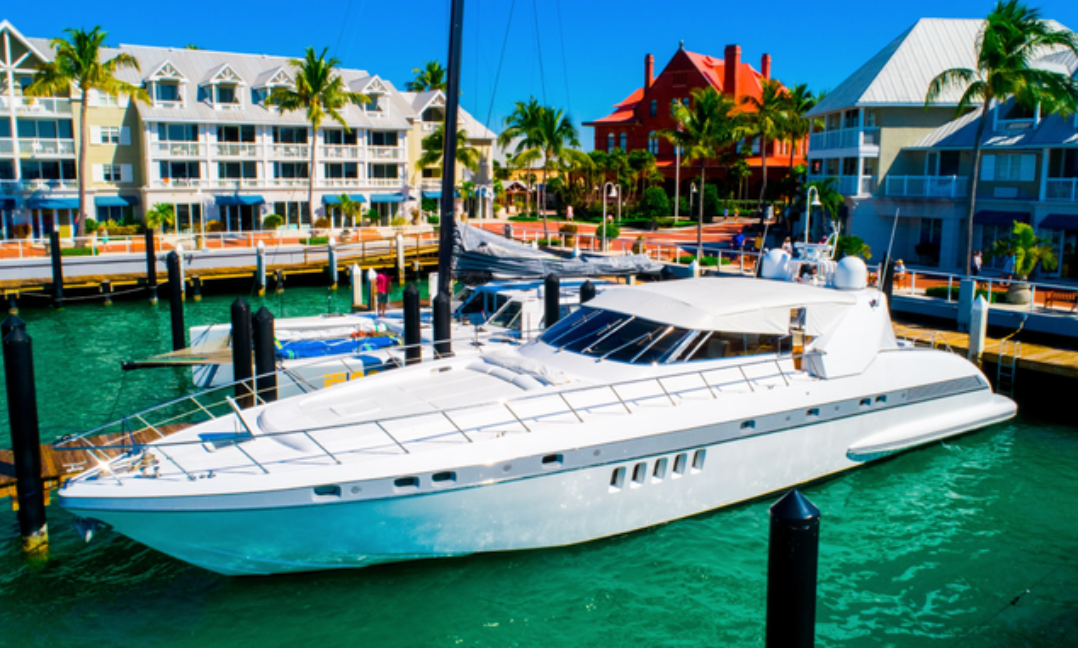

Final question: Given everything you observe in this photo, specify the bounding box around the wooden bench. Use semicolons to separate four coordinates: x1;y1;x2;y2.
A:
1045;290;1078;312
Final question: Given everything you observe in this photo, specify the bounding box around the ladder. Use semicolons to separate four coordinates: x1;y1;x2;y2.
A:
997;339;1020;397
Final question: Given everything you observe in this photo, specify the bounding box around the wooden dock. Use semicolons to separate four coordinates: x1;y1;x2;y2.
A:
895;322;1078;379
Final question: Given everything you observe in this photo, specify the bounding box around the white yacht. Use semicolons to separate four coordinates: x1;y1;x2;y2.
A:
58;253;1015;575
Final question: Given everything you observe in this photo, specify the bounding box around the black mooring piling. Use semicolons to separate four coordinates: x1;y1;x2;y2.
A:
230;298;254;408
167;252;186;351
404;282;421;366
580;280;596;304
433;291;452;358
192;276;202;302
144;229;158;304
274;269;284;294
252;306;277;404
766;489;821;648
7;292;18;316
48;231;63;309
102;280;113;307
544;274;561;328
2;318;47;555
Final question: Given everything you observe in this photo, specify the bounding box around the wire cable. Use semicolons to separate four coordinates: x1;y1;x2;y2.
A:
555;0;572;114
484;0;518;131
334;0;355;56
531;0;547;104
951;565;1059;647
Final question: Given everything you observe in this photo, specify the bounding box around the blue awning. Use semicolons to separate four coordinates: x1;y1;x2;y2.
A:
28;198;79;210
323;194;367;204
216;195;265;206
370;193;405;203
422;190;460;199
974;210;1029;226
1040;213;1078;231
94;195;139;207
0;198;14;210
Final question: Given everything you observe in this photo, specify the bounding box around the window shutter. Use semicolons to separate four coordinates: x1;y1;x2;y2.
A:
90;126;101;145
118;94;130;108
86;90;99;107
92;164;104;183
1020;154;1036;182
119;127;131;146
121;164;133;183
981;155;995;182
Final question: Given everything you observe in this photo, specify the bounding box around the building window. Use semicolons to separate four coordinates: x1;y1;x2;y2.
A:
0;161;14;180
619;133;627;150
98;92;119;107
324;129;358;146
324;162;359;179
99;126;121;144
366;95;383;113
606;133;614;152
273;126;308;144
217;125;256;143
273;162;309;179
175;204;204;233
21;160;77;181
918;218;943;266
155;83;181;103
369;131;398;147
369;163;399;179
647;132;659;155
97;205;125;222
215;85;239;105
218;161;258;179
158;123;198;142
274;201;311;227
985;154;1036;182
102;164;121;182
649;100;657;117
158;160;200;180
16;119;74;140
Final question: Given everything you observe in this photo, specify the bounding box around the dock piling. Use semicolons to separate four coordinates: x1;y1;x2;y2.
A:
145;229;158;305
175;244;186;300
366;267;377;313
2;319;48;556
252;306;277;404
969;295;989;366
433;291;452;358
102;281;113;307
230;298;254;409
328;237;339;290
167;251;186;351
396;232;405;276
255;242;266;296
274;269;284;294
8;292;18;316
192;276;202;302
544;274;561;328
766;489;820;648
580;280;596;304
404;282;421;366
49;231;63;309
350;264;362;312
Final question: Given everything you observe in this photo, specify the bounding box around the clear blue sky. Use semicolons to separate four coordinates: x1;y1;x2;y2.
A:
5;0;1077;149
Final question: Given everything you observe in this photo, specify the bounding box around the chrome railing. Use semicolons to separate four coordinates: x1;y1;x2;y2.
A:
321;145;363;159
154;141;204;157
213;143;261;157
19;139;76;156
885;175;967;198
55;345;806;482
270;144;310;158
1046;178;1078;203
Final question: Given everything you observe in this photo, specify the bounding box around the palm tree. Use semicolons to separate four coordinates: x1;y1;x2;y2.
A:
989;221;1057;281
659;87;745;259
25;27;148;238
336;194;364;228
415;124;481;174
782;83;817;169
406;61;448;92
926;0;1078;273
144;203;175;232
740;78;788;208
268;47;369;229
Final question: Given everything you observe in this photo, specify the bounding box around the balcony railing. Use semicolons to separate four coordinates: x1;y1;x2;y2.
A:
808;174;876;196
154;100;184;110
322;178;365;188
1046;178;1078;203
885;175;968;198
420;179;444;190
266;178;310;188
154;141;204;157
214;143;261;158
368;178;402;188
809;127;880;151
369;146;403;160
214;102;243;111
152;178;207;189
422;122;439;132
321;145;363;159
0;139;14;155
0;179;79;192
19;139;76;156
8;97;73;116
270;144;310;158
214;178;261;189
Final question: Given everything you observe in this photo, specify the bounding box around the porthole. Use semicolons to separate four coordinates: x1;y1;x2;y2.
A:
741;420;756;430
807;408;820;419
542;454;563;469
610;466;626;492
876;395;888;404
859;398;871;408
692;449;706;472
313;484;341;497
394;476;419;491
673;453;688;476
432;471;456;485
631;462;646;486
653;457;669;482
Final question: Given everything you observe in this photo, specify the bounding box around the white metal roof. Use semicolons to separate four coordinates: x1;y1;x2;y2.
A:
584;278;857;335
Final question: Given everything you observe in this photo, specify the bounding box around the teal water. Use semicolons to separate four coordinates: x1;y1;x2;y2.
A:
0;287;1075;647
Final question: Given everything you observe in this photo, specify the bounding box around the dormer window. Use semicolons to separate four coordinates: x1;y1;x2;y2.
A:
366;94;384;115
147;61;187;109
360;77;390;118
422;107;444;122
203;64;244;111
155;82;182;105
996;99;1039;131
215;85;239;107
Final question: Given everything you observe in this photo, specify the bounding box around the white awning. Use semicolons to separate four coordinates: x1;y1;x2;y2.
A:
585;278;858;336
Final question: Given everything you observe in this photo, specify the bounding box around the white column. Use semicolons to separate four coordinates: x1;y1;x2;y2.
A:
1040;148;1050;202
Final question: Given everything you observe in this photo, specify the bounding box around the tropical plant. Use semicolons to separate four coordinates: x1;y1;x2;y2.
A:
499;98;582;237
988;221;1057;279
458;180;477;218
336;195;364;228
144;203;175;232
415;124;481;174
836;235;872;261
406;60;447;92
263;213;284;230
25;27;148;238
781;83;817;169
268;47;369;229
740;78;788;207
640;187;671;220
658;87;746;258
926;0;1078;273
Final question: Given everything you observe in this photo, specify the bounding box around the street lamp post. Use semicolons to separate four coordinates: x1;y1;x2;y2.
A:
805;185;822;245
689;182;700;260
674;144;681;222
602;182;620;251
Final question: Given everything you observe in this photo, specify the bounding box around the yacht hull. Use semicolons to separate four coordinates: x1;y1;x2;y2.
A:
63;390;1014;576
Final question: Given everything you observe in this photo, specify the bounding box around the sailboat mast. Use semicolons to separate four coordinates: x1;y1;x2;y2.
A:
437;0;466;296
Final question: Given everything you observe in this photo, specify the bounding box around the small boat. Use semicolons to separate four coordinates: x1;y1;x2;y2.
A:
57;252;1015;575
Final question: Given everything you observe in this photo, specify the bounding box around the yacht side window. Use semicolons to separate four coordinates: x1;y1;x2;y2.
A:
487;300;523;330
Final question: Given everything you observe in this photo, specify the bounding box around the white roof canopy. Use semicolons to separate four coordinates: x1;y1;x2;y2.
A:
585;278;858;336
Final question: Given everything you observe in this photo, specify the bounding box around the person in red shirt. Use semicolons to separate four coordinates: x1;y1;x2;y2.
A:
376;271;390;316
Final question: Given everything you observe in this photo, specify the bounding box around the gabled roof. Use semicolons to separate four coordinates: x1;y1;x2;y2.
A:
148;59;187;81
202;63;244;85
254;66;292;88
356;75;390;94
409;90;446;113
910;102;1078;150
807;19;984;115
1;21;52;66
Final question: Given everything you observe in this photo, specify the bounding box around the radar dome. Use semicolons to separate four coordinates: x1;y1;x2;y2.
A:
760;249;791;280
833;256;868;290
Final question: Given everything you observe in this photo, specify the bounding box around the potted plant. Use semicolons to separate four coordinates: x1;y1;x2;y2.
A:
989;222;1057;305
263;214;284;240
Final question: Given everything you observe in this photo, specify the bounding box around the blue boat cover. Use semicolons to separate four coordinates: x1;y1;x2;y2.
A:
276;335;399;360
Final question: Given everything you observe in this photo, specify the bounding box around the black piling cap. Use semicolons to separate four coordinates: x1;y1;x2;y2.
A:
770;489;820;522
580;280;596;304
404;282;419;298
1;315;26;340
253;305;275;324
3;325;30;346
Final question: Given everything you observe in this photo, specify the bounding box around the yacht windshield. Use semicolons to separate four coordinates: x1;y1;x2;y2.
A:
487;300;523;330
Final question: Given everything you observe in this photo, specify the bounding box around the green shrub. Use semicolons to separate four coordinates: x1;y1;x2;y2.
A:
421;197;438;213
677;255;727;266
427;214;440;225
314;217;331;229
263;214;284;230
299;237;330;246
207;220;225;233
836;235;872;260
595;223;621;240
640;186;671;219
84;218;99;234
61;247;95;257
390;216;408;227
